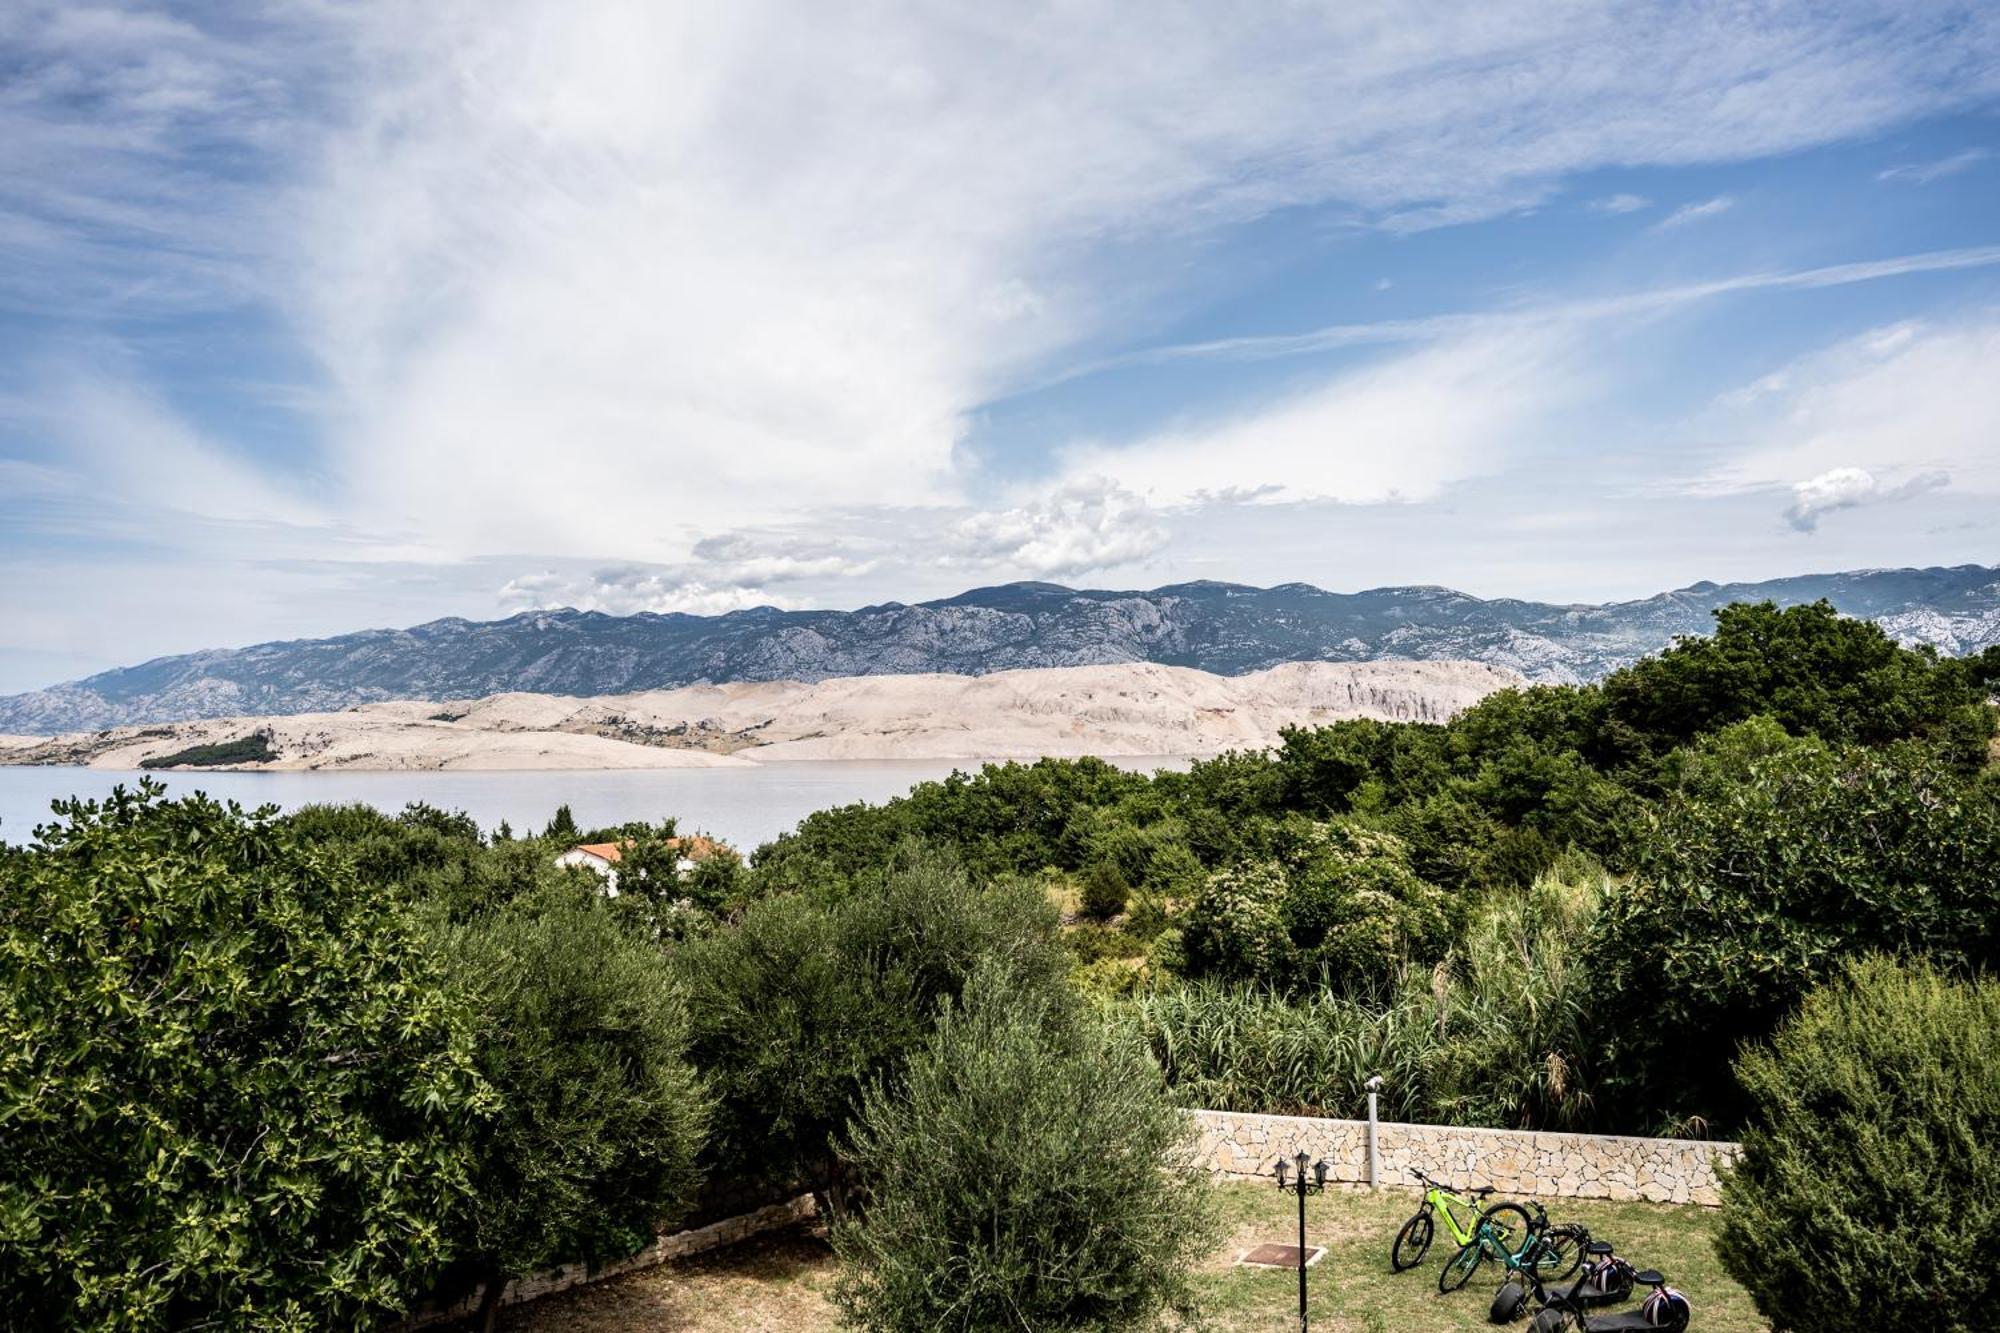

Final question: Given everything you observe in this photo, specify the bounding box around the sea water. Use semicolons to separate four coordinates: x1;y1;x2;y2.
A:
0;757;1187;850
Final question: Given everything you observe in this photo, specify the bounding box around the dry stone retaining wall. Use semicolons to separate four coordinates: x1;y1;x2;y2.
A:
1193;1110;1740;1207
395;1194;817;1329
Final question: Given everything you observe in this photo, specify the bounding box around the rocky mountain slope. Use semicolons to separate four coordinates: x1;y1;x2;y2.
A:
0;660;1520;769
3;563;1995;732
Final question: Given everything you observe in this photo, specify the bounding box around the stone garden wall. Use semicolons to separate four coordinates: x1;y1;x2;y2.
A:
1192;1109;1740;1207
394;1194;818;1329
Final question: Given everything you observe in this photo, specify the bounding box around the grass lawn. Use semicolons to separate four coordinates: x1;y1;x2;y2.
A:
501;1182;1767;1332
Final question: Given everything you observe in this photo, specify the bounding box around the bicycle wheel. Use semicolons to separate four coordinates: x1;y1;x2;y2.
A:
1391;1211;1434;1271
1438;1240;1485;1293
1476;1202;1536;1262
1535;1223;1587;1281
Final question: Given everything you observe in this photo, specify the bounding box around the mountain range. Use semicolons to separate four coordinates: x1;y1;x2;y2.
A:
5;563;1997;734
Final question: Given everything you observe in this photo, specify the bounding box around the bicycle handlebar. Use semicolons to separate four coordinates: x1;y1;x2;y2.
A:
1411;1167;1496;1199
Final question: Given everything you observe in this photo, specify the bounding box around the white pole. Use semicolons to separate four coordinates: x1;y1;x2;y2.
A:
1365;1075;1383;1189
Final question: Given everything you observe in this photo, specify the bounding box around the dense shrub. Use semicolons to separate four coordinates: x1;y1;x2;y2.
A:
1589;728;2000;1130
138;730;277;769
1179;820;1452;994
678;842;1068;1215
1716;958;2000;1332
834;965;1218;1332
1079;860;1132;921
1126;862;1601;1129
433;885;709;1327
1600;600;1993;773
0;785;490;1328
280;800;491;901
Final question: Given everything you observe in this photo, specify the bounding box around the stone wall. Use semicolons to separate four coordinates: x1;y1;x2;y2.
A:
1193;1110;1740;1207
394;1194;817;1329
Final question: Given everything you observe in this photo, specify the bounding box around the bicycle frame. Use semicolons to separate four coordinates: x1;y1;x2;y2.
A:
1424;1184;1485;1248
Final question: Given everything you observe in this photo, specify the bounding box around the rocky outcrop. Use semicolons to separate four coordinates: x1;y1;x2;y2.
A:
3;564;1995;732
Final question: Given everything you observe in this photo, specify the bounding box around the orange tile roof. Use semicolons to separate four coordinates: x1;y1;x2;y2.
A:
567;835;732;864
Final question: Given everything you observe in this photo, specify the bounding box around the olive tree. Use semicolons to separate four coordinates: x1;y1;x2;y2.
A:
435;885;709;1330
834;964;1219;1331
678;842;1068;1217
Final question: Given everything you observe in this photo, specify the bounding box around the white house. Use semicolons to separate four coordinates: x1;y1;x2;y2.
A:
554;836;730;897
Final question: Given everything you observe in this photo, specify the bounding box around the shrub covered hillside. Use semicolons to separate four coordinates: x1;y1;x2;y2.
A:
755;600;2000;1134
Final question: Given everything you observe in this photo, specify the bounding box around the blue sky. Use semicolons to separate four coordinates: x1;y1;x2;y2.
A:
2;2;1998;692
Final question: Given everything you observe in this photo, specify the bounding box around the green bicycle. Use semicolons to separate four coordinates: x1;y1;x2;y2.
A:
1438;1198;1587;1295
1390;1168;1497;1271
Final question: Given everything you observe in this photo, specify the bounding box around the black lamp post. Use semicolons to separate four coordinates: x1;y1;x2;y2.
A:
1273;1149;1329;1332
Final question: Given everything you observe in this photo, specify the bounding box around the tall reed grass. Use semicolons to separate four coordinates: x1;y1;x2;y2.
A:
1115;862;1605;1131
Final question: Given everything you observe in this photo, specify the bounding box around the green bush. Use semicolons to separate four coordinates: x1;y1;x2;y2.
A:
433;885;709;1324
1079;860;1131;920
1589;729;2000;1130
0;784;490;1328
679;842;1068;1216
1180;820;1452;994
1601;600;1993;773
1716;957;2000;1332
138;731;276;769
833;965;1218;1332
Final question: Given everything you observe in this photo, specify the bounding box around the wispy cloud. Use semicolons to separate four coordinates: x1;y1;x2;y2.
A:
8;1;2000;678
1706;318;2000;501
1068;245;2000;376
1877;147;1990;184
1784;466;1950;532
1654;195;1734;229
1588;193;1651;214
1062;325;1589;508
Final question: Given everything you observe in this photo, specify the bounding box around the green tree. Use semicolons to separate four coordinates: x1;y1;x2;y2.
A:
542;804;580;843
0;784;490;1329
1717;958;2000;1332
1180;820;1452;994
833;965;1218;1332
435;886;709;1331
1079;860;1131;921
1600;600;1992;771
678;843;1067;1216
1589;728;2000;1130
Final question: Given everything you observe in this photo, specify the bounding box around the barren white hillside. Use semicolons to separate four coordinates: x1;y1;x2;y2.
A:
3;660;1522;771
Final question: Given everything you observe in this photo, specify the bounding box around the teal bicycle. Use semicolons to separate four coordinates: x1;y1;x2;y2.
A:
1438;1198;1586;1294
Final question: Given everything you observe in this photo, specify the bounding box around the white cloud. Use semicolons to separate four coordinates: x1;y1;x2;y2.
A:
946;478;1168;577
499;570;787;616
1877;147;1989;184
8;0;2000;678
1783;466;1949;532
1090;244;2000;375
1064;322;1593;507
130;0;2000;560
1654;195;1734;229
1588;193;1651;214
1704;317;2000;501
499;531;878;615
